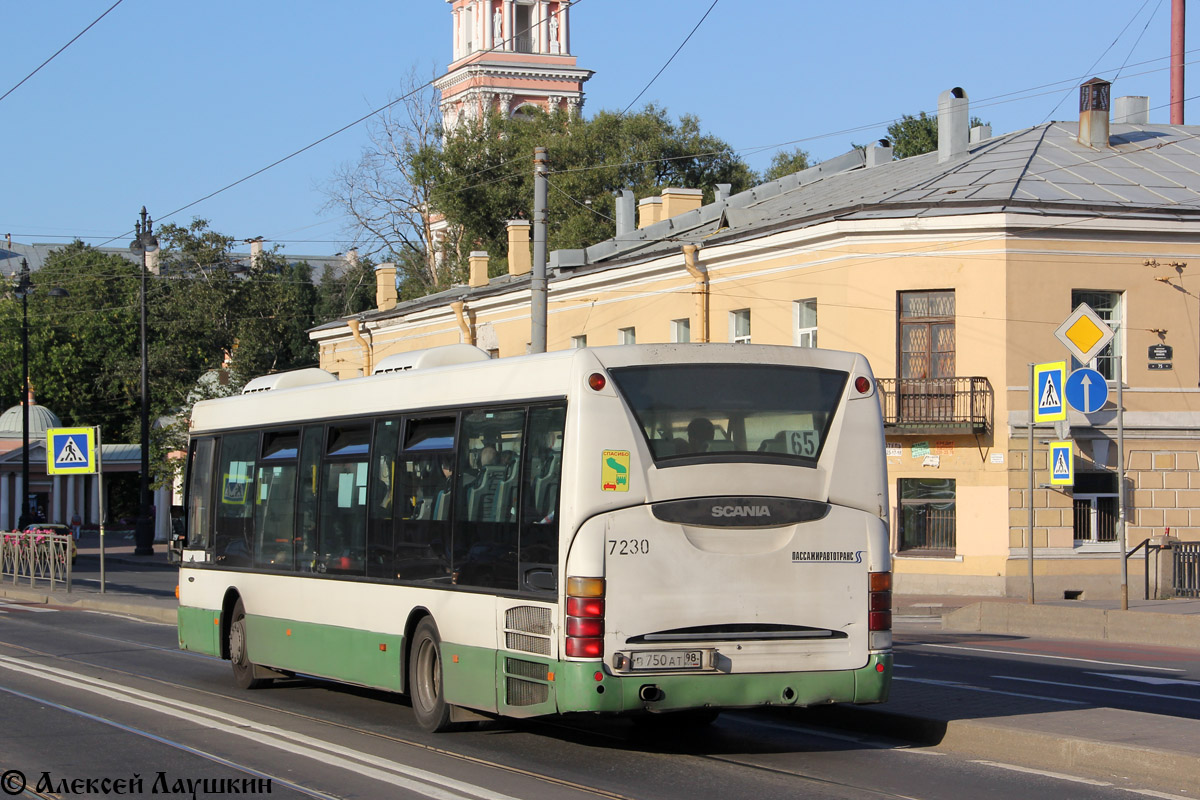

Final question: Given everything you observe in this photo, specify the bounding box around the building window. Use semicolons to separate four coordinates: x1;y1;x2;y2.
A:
514;3;533;52
1071;290;1122;381
730;309;751;343
671;318;691;343
571;335;587;349
897;478;956;555
619;327;636;345
1072;472;1118;544
795;298;817;348
898;290;955;421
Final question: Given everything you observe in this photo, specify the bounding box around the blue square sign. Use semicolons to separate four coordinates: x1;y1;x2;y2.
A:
46;427;96;475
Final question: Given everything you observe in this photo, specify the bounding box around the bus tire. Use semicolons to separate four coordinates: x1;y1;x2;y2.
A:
229;599;271;690
409;617;454;732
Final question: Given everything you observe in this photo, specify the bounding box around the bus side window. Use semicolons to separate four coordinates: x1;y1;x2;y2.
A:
185;437;215;551
318;423;371;577
295;425;323;572
253;430;300;570
367;418;401;580
520;404;565;593
453;408;524;591
395;416;456;583
213;432;258;567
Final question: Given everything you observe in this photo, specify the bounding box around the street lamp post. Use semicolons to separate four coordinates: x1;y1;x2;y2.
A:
12;259;68;530
129;207;158;556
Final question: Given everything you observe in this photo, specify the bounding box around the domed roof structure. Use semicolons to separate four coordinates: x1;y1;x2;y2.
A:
0;397;63;439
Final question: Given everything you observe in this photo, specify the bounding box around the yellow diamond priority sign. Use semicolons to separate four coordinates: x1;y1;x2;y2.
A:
1054;303;1114;365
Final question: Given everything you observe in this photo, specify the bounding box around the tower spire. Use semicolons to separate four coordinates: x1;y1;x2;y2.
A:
435;1;592;129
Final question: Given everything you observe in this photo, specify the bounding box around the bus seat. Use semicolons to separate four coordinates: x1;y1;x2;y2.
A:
707;440;734;452
433;489;450;521
650;439;674;458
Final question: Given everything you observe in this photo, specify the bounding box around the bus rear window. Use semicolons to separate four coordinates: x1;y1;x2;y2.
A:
607;364;847;464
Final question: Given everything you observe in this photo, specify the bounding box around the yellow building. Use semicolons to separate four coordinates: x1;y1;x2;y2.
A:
312;82;1200;599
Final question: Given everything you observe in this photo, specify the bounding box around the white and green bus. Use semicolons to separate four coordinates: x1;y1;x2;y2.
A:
177;343;892;731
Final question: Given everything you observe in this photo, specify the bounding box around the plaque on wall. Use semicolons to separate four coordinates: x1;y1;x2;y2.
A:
1148;344;1173;360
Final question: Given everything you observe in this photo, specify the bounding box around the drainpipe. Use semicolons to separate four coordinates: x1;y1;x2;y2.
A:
682;244;708;342
451;299;475;345
347;318;373;375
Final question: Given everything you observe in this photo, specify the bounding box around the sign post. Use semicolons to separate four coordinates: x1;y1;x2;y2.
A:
46;427;105;593
1053;304;1125;609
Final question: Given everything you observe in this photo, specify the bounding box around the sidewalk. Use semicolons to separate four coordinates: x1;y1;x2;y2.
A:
2;552;1198;793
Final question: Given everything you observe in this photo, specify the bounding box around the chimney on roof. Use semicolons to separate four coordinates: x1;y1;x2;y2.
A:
661;187;703;220
147;248;160;276
715;183;732;203
866;139;893;167
938;87;969;163
638;196;662;229
1079;77;1112;149
469;251;490;288
248;238;264;269
614;189;635;236
1113;95;1150;124
969;124;991;143
507;220;531;276
375;262;398;311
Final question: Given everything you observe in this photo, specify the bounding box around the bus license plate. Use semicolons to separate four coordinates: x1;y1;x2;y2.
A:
631;650;703;671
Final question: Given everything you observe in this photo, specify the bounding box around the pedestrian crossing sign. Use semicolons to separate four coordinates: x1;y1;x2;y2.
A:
1049;440;1074;486
1033;361;1067;423
46;427;97;475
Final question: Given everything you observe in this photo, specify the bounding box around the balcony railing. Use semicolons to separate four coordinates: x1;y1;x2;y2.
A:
876;377;992;434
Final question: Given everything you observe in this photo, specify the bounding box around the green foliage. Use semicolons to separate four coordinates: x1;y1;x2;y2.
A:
0;222;322;493
315;257;377;321
763;146;814;181
886;112;989;160
411;105;757;289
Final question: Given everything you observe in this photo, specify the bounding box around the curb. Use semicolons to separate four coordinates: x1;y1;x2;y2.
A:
943;601;1200;648
0;586;177;625
805;704;1200;793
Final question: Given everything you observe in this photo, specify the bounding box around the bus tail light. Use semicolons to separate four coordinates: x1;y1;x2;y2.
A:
868;571;892;631
566;576;605;659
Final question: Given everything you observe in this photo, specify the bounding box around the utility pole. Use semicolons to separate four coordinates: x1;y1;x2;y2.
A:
531;147;548;353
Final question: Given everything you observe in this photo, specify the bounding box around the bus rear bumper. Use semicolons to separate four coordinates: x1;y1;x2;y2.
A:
555;652;892;715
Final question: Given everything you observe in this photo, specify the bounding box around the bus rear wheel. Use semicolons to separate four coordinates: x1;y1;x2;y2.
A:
229;599;271;690
409;617;454;732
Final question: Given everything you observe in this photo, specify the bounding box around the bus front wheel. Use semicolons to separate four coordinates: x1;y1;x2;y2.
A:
229;599;271;690
409;617;454;732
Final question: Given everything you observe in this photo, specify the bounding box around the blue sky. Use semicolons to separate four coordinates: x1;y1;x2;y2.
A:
0;0;1193;258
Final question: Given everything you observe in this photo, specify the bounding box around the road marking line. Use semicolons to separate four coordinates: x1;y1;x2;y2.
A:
0;602;56;612
1083;671;1200;688
895;676;1086;705
0;654;521;800
970;760;1112;786
0;682;338;800
995;675;1200;704
1123;789;1197;800
908;643;1186;672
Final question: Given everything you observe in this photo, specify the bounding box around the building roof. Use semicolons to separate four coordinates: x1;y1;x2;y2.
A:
0;402;62;439
314;118;1200;332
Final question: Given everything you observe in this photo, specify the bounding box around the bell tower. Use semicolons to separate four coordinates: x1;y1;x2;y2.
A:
435;1;592;129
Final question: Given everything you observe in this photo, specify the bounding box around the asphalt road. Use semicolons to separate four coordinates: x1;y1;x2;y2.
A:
0;602;1190;800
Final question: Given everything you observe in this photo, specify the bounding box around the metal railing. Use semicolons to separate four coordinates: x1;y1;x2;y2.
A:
0;530;72;592
876;376;992;434
1176;542;1200;598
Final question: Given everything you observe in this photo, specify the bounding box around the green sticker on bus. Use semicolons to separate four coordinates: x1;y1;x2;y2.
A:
602;450;629;491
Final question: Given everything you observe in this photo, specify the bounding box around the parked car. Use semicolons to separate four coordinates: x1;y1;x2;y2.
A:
23;523;77;565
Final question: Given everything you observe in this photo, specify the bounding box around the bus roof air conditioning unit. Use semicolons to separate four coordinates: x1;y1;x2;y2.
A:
242;368;339;394
373;344;491;375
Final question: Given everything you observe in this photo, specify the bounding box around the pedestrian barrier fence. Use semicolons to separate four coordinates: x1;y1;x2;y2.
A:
0;530;72;592
1176;542;1200;598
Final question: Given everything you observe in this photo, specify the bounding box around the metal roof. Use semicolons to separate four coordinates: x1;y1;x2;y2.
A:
318;119;1200;331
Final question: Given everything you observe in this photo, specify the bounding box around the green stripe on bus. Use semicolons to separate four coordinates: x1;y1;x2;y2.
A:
244;614;407;692
555;653;891;713
177;605;221;657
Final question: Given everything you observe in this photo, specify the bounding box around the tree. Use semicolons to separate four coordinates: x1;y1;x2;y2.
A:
323;68;451;294
763;146;814;181
887;112;989;160
329;99;757;297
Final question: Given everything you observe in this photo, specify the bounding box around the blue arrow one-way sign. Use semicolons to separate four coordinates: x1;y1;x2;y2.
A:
1065;367;1109;414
